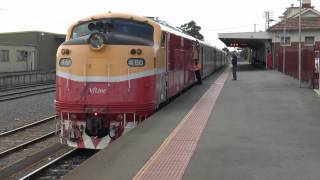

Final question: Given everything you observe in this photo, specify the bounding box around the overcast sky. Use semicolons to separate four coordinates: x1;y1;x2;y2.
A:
1;0;319;47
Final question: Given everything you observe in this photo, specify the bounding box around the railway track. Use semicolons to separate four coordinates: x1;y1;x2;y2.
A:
0;116;58;171
0;82;55;92
0;85;55;102
19;149;97;180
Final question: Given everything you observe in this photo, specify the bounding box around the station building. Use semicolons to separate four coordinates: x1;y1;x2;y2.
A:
268;0;320;85
0;31;65;72
219;0;320;89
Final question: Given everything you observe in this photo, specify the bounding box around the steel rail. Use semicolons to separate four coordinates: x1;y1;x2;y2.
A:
0;131;56;158
0;87;55;102
0;116;56;137
0;82;55;92
0;86;55;96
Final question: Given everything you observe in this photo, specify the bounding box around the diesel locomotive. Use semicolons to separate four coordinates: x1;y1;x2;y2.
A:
55;12;226;149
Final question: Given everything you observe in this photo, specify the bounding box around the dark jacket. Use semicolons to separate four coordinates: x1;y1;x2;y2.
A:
232;54;237;66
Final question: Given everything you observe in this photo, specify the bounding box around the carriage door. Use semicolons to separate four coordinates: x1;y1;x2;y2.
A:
166;33;173;98
158;32;167;103
200;46;204;77
166;33;176;98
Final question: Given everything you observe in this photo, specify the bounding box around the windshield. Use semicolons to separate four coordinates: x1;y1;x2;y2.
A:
71;19;154;46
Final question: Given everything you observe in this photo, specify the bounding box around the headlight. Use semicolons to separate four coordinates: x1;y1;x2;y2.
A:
59;58;72;67
127;58;145;67
88;33;106;50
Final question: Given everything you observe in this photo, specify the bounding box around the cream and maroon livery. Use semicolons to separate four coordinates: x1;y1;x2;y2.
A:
56;13;167;149
56;13;226;149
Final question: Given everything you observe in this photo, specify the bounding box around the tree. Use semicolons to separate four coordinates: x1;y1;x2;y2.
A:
180;21;204;41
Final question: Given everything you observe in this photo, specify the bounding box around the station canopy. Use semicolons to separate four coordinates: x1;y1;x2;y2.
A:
218;32;272;48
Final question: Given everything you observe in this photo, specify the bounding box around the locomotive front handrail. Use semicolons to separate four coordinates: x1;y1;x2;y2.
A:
107;64;111;86
84;64;87;86
128;68;131;92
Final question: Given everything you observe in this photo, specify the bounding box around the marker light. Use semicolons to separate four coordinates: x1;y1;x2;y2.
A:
117;114;124;120
94;112;98;116
71;114;77;119
88;33;106;50
61;49;71;55
59;58;72;67
65;49;70;55
130;49;137;55
136;49;142;55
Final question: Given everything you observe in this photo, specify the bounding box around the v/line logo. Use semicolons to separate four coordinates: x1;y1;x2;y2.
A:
89;87;107;94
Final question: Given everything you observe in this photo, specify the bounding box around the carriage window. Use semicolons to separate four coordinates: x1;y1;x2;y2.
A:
71;19;154;46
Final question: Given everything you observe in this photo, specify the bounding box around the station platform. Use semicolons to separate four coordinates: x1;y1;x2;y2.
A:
62;62;320;180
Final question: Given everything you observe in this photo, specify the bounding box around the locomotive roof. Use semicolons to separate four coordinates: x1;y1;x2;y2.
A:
69;12;214;48
73;12;158;28
145;17;212;47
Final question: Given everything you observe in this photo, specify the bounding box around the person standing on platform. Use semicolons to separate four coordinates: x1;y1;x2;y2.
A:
232;52;238;80
193;42;202;84
193;60;202;84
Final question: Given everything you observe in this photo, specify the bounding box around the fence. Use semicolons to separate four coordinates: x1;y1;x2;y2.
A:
277;47;316;86
0;70;55;89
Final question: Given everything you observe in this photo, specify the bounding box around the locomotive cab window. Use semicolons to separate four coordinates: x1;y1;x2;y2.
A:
71;19;154;46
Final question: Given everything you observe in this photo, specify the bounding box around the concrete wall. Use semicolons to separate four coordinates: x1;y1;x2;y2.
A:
0;44;37;72
0;70;55;88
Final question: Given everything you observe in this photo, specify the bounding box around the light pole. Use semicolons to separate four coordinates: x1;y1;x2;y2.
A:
283;16;286;74
298;0;302;87
272;33;276;70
